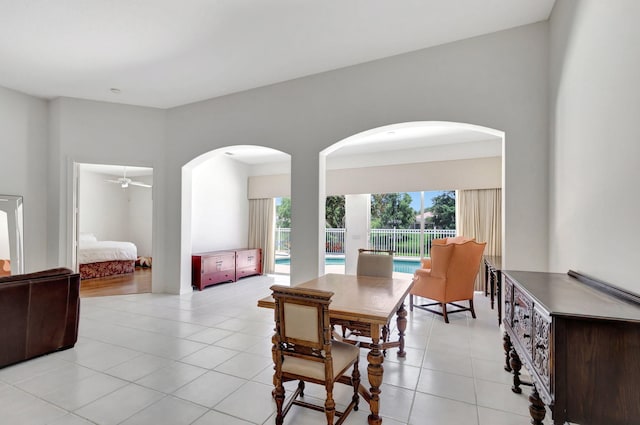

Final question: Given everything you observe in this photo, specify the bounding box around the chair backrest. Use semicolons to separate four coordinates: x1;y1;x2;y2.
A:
431;236;475;246
271;285;334;371
356;249;393;278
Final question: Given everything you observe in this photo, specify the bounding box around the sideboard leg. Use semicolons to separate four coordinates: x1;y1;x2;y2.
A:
509;348;523;393
503;332;513;372
529;384;546;425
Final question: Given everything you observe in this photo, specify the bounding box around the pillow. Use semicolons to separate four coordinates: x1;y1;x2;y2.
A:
79;233;97;242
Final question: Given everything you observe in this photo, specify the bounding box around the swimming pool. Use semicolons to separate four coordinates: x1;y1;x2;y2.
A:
275;257;421;274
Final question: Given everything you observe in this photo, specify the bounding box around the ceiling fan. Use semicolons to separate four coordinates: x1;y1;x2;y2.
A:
105;167;152;188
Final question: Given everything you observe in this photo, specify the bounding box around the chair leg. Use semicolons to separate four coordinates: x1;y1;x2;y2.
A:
298;380;305;397
409;294;414;311
274;378;285;425
469;299;476;319
324;384;336;425
352;360;360;411
442;303;449;323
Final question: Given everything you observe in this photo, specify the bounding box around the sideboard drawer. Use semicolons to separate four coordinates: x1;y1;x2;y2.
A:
513;286;533;355
532;307;551;392
504;278;514;327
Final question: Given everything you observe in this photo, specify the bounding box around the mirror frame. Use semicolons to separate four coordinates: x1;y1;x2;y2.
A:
0;195;24;275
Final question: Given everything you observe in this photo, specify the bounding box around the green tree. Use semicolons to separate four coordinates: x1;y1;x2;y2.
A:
370;193;415;229
276;197;291;228
430;191;456;229
325;195;345;228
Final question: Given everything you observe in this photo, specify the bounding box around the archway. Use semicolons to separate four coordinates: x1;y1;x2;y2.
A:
320;121;505;275
180;145;291;294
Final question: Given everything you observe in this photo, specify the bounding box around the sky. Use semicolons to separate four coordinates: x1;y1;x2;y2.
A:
408;191;446;211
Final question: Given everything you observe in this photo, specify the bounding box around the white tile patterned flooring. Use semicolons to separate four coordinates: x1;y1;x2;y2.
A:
0;273;540;425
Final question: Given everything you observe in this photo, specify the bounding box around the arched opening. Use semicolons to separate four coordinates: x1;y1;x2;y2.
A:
320;121;505;278
181;145;291;293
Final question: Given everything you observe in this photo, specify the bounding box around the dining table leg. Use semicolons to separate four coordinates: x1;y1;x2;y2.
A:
396;303;408;357
367;326;383;425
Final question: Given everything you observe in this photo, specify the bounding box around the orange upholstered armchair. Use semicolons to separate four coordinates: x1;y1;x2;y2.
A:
410;239;486;323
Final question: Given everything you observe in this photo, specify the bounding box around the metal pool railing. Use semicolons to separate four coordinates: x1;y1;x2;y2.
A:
275;228;456;258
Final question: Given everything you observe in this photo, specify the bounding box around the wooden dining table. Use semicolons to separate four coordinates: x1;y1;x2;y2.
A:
258;273;414;425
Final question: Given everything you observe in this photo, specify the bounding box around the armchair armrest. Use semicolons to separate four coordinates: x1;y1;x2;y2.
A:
420;258;432;269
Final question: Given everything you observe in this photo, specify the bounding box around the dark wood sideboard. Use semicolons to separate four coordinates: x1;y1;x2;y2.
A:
192;248;262;290
502;270;640;425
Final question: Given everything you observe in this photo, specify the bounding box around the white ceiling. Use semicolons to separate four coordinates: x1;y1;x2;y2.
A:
0;0;555;109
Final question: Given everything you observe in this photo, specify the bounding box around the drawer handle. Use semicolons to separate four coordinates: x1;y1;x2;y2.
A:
523;334;531;339
536;343;547;349
523;314;530;319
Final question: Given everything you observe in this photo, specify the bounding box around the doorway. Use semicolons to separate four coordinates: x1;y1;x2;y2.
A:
75;163;153;296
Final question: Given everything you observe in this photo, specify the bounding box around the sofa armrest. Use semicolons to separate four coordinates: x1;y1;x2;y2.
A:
0;267;73;284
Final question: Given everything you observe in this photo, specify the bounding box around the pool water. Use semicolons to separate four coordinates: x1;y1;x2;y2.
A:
275;257;420;274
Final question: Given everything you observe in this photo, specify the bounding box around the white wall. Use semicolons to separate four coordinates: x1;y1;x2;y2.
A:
79;169;130;241
0;211;8;259
167;22;549;288
549;1;640;291
128;175;153;257
0;86;49;272
190;154;250;253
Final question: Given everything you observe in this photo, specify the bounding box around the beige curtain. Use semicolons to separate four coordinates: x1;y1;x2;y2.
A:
248;198;275;274
457;189;502;291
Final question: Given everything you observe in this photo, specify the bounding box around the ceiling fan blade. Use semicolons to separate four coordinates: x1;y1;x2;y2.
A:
104;179;121;184
129;181;152;188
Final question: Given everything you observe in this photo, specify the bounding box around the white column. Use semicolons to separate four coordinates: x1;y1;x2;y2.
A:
289;152;325;284
344;194;370;275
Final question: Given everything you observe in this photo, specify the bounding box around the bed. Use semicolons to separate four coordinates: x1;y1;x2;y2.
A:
78;233;137;279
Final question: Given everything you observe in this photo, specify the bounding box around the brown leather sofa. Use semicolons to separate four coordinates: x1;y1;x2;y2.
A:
0;268;80;368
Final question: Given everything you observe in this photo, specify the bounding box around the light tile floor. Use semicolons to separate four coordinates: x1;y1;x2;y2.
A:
0;274;542;425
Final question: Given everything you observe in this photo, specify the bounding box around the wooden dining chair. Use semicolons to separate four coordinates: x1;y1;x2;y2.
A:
270;285;360;425
335;249;394;350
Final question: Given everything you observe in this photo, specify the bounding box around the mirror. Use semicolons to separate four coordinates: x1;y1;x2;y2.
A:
0;195;24;276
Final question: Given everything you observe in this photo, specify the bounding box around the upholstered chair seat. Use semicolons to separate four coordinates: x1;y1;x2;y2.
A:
282;341;360;380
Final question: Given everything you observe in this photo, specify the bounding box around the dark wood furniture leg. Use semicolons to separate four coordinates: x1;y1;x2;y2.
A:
503;332;513;372
489;267;496;309
484;260;489;296
510;347;524;394
496;270;502;325
396;303;407;357
529;384;547;425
